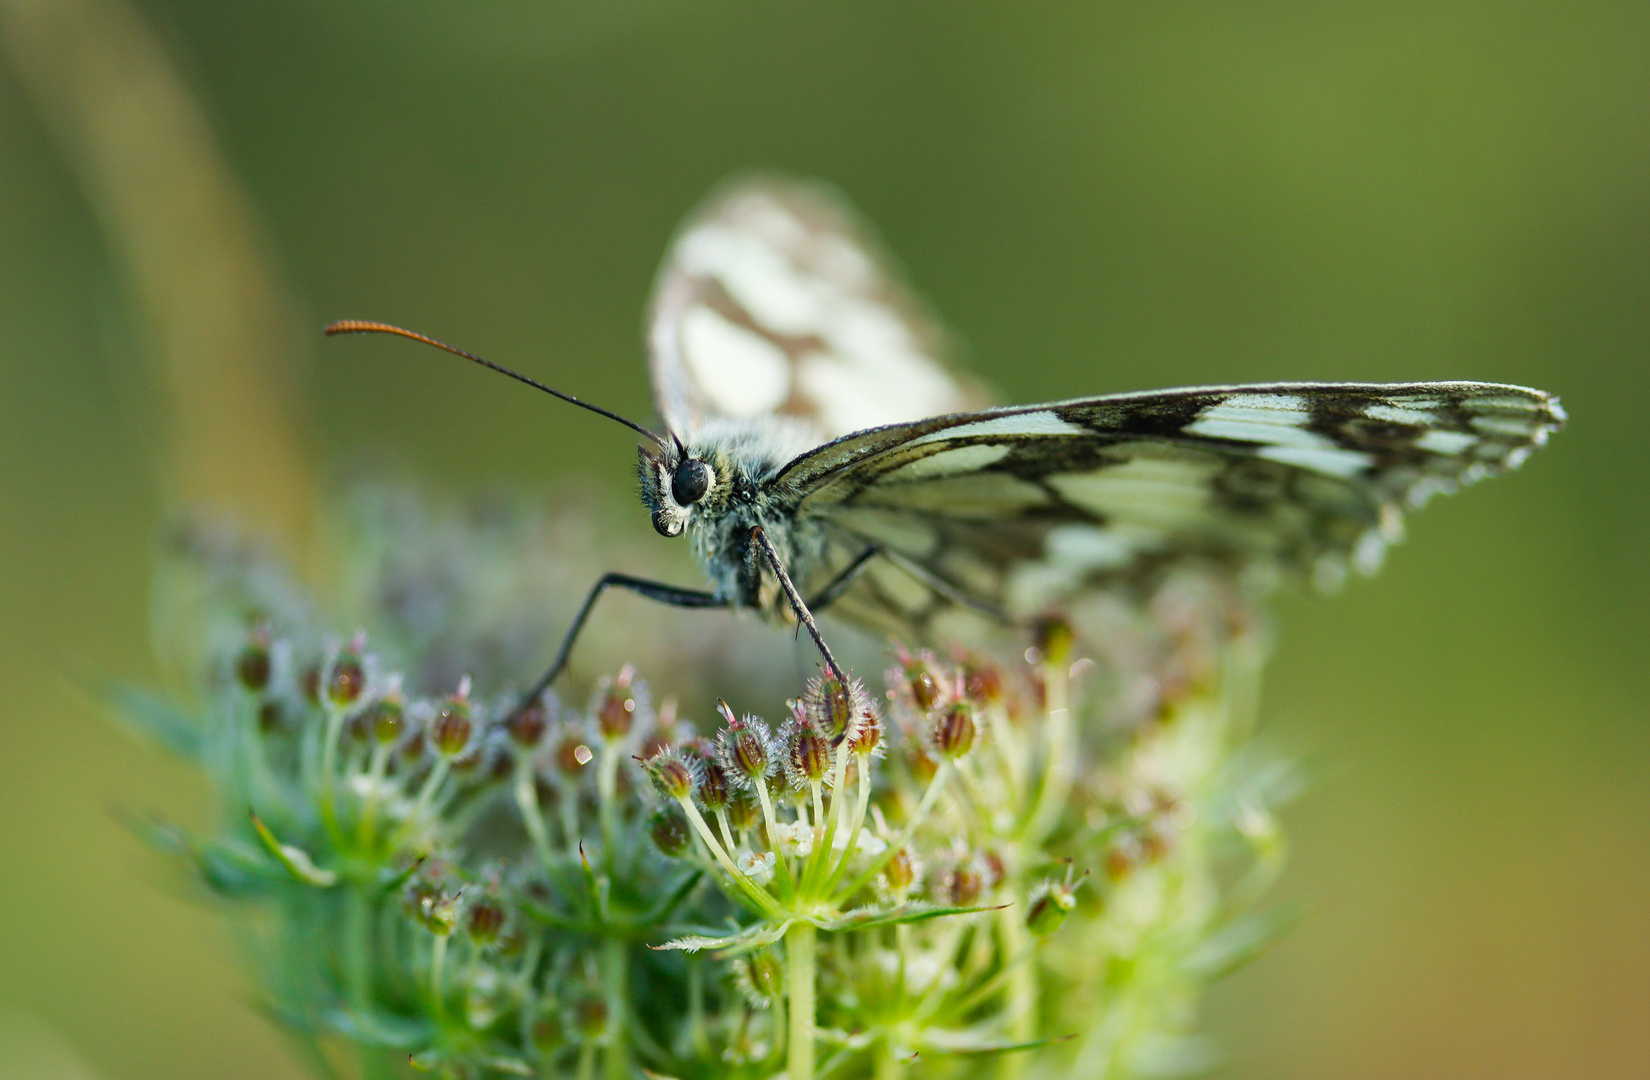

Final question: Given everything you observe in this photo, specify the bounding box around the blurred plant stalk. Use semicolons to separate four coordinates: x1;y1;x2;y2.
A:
0;0;314;554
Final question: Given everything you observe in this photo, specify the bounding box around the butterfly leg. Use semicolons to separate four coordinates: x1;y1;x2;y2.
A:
516;573;725;711
750;526;847;684
806;545;881;613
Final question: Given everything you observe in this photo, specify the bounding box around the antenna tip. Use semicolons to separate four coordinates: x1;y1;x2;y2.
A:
324;319;388;336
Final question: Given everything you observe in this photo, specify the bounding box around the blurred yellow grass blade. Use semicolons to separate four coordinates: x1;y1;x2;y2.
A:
0;0;313;553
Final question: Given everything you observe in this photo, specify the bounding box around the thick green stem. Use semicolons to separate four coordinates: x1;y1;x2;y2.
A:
786;922;817;1080
999;905;1036;1079
874;1040;907;1080
343;885;374;1016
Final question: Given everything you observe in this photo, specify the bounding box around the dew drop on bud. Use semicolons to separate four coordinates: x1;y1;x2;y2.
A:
328;656;365;707
433;698;473;757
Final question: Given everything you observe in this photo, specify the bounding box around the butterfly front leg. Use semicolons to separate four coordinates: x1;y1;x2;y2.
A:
750;526;847;685
515;572;726;712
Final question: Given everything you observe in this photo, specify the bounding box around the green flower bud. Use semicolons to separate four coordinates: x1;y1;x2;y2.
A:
466;899;507;946
432;697;473;758
235;644;271;692
1027;884;1077;936
645;749;697;801
649;805;692;857
506;701;548;748
327;655;364;707
697;759;731;811
371;697;405;745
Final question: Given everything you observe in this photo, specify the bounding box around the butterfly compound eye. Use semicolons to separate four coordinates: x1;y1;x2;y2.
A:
671;459;713;505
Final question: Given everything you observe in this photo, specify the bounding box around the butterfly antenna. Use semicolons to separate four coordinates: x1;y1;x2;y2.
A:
325;320;668;451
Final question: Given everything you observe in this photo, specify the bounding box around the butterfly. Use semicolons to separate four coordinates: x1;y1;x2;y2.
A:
329;176;1564;704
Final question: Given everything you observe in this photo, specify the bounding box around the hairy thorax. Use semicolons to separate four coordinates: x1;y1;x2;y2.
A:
638;416;832;617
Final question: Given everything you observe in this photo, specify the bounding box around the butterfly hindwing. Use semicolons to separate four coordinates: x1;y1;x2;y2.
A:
777;383;1563;627
646;176;987;443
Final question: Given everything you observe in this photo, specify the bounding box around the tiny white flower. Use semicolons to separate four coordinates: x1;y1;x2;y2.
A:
735;849;777;885
775;820;814;858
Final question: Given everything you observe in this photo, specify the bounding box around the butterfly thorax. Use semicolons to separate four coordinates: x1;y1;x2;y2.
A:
638;416;831;617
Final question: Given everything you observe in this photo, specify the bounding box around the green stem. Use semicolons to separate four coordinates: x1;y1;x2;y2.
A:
514;756;557;871
822;759;874;898
601;937;629;1080
318;703;347;844
429;933;449;1024
343;885;373;1015
354;742;392;851
786;922;817;1080
810;747;852;896
597;742;620;873
676;796;784;918
997;908;1036;1079
754;777;795;899
838;763;949;902
1023;658;1073;846
688;956;711;1060
874;1039;907;1080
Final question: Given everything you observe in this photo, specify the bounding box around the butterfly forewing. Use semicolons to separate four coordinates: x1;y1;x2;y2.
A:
777;383;1563;629
640;175;1562;646
647;176;987;443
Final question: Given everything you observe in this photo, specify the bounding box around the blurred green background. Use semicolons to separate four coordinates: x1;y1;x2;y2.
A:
1;2;1645;1077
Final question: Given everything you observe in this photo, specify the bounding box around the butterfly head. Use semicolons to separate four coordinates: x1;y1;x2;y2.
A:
639;437;718;538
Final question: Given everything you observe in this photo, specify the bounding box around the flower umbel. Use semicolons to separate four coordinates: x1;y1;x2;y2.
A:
125;499;1289;1080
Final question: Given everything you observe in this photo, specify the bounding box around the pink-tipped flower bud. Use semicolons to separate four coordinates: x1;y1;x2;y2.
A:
506;700;549;748
595;667;639;741
715;703;774;789
929;701;977;760
696;759;731;811
645;748;698;801
327;654;365;707
846;707;884;758
782;715;832;788
905;658;941;711
432;696;473;758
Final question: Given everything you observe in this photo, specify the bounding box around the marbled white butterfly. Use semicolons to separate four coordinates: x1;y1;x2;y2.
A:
329;176;1564;704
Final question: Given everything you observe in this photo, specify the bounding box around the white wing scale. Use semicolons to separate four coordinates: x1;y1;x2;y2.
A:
647;177;987;443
